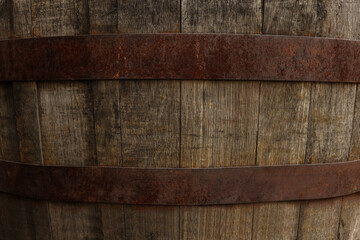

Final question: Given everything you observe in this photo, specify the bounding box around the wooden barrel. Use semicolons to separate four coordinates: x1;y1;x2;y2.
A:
0;1;359;240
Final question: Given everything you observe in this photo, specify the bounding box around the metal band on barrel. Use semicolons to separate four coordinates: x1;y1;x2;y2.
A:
0;159;359;205
1;34;360;82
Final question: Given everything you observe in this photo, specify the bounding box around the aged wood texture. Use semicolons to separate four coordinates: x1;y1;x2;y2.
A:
12;0;32;38
181;2;261;239
120;80;180;239
31;0;89;37
89;0;117;34
0;0;10;39
252;82;310;240
118;0;180;33
180;81;259;239
263;0;317;36
182;0;262;33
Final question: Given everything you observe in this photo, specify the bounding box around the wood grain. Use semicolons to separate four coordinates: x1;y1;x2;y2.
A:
180;81;259;239
181;2;262;239
0;0;10;39
118;0;180;33
89;0;117;34
12;0;32;38
263;0;317;36
252;82;310;240
182;0;262;33
120;80;180;239
31;0;89;37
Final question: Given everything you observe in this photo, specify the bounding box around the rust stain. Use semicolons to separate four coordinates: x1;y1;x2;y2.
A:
32;28;40;38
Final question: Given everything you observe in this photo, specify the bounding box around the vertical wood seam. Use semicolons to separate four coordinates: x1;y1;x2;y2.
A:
91;81;99;165
347;83;358;162
304;83;313;164
85;0;91;34
296;82;313;239
179;0;182;33
254;81;262;166
251;81;262;240
35;82;45;166
118;82;126;239
179;80;182;240
10;83;21;162
296;201;302;240
337;198;344;240
8;0;13;38
261;0;265;34
251;204;255;240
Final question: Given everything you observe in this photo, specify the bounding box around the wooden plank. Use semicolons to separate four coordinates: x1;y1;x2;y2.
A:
31;0;89;37
252;82;310;239
120;80;180;239
13;82;43;164
89;0;118;34
12;0;32;38
118;0;180;33
263;0;317;36
182;0;262;33
297;83;356;239
180;81;259;239
181;1;261;239
0;0;10;39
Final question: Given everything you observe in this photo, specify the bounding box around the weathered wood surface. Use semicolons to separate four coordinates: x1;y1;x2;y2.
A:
1;0;360;239
118;0;180;33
